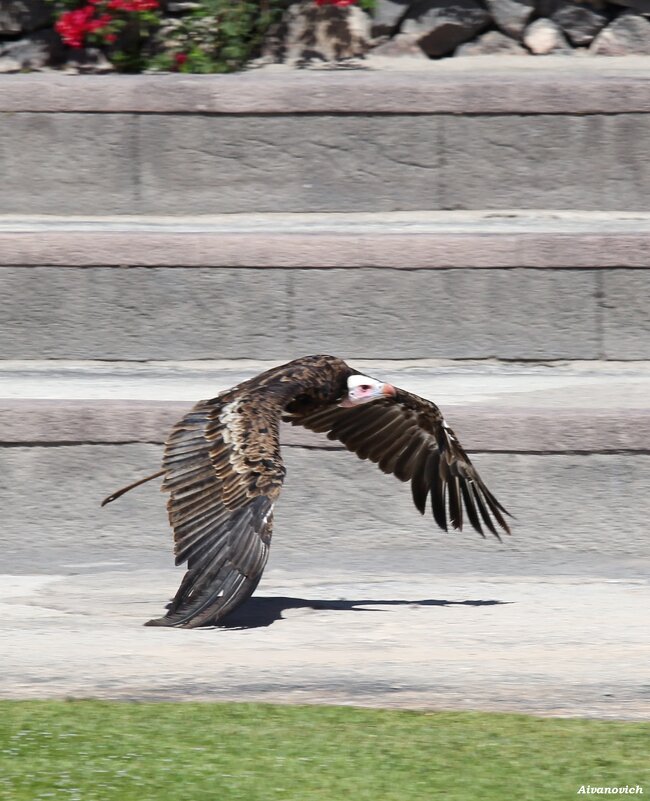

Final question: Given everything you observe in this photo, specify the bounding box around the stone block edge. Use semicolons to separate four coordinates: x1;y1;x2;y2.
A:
2;231;650;268
1;399;647;452
2;66;650;114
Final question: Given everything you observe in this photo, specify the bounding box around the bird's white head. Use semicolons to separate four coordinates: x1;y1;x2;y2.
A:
339;374;396;407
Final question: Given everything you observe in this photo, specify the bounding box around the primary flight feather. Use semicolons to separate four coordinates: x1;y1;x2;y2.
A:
102;355;511;628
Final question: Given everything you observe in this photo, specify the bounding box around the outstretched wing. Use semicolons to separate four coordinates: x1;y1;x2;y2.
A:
286;390;510;539
146;394;285;628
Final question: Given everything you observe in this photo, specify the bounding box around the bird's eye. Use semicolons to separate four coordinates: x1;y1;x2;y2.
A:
359;385;372;391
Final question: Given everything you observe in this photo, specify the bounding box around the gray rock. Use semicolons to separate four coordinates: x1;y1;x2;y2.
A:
62;47;115;74
263;1;371;64
551;1;607;45
166;2;201;10
606;0;650;15
590;12;650;54
536;0;608;16
0;30;64;72
455;29;529;53
371;0;411;36
523;17;571;53
401;0;490;57
0;55;21;73
371;32;429;57
0;0;51;35
485;0;535;38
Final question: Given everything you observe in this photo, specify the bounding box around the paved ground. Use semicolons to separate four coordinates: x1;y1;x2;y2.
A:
2;560;648;719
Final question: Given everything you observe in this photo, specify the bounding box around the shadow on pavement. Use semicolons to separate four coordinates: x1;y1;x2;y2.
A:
217;596;509;629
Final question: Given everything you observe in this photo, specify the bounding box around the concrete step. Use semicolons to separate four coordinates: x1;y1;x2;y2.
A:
2;358;649;450
2;59;650;215
2;211;650;361
2;360;650;569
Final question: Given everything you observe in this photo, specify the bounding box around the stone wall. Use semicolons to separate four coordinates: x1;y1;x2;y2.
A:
4;445;650;572
2;67;650;214
1;264;645;361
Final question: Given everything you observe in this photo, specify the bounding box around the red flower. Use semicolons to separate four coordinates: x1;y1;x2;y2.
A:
174;52;188;69
87;12;112;32
314;0;357;6
55;6;97;48
55;0;159;48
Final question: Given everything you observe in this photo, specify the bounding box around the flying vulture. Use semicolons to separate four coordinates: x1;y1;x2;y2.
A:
103;354;511;628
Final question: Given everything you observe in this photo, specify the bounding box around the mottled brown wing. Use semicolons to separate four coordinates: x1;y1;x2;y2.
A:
286;392;510;539
146;394;285;628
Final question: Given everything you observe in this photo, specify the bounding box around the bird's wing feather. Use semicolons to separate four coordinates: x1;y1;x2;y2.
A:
147;394;285;628
286;391;510;539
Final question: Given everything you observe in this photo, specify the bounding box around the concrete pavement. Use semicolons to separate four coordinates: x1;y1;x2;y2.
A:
2;566;648;719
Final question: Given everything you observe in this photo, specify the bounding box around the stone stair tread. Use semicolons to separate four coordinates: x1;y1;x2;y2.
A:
2;360;648;450
3;59;650;115
3;210;650;234
3;211;649;270
2;358;649;403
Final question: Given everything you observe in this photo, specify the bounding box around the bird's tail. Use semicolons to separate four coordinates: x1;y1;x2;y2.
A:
101;469;165;507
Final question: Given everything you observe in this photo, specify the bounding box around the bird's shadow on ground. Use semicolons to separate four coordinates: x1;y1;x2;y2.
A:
215;596;509;630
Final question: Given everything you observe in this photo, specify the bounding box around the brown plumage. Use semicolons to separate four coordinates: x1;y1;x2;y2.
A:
102;355;511;628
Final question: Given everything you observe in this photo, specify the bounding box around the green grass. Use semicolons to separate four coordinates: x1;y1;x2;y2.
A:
0;701;647;801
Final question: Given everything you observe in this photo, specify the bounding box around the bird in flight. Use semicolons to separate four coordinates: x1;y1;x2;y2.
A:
103;355;511;628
